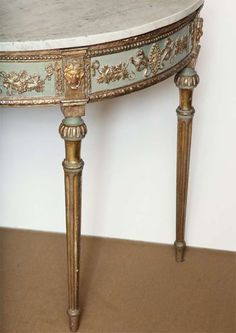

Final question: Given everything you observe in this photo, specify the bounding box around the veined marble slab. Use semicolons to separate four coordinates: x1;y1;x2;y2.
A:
0;0;203;52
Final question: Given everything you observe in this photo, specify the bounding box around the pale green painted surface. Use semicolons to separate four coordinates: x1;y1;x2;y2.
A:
0;61;57;98
63;117;84;126
91;24;192;93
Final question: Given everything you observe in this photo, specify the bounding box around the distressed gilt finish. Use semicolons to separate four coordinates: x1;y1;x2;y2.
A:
174;67;199;262
59;115;87;332
173;13;203;262
0;3;203;332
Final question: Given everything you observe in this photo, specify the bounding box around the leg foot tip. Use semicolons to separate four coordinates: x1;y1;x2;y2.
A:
68;309;80;332
174;241;186;262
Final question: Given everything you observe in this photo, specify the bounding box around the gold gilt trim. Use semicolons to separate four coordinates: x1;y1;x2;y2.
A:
0;98;62;106
54;61;64;96
0;51;62;62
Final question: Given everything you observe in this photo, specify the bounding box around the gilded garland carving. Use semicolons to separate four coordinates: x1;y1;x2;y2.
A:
0;63;55;96
91;32;190;85
89;52;194;102
91;61;135;84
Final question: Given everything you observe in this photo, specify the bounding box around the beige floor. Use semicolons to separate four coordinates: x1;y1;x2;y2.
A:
0;228;235;333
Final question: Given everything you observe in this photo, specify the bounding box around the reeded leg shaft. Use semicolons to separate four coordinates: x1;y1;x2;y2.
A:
174;68;199;262
59;116;87;332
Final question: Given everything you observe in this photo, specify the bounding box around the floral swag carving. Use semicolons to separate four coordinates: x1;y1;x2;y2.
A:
91;33;189;84
0;64;57;96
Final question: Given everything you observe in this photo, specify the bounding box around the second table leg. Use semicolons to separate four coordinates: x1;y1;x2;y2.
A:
174;67;199;262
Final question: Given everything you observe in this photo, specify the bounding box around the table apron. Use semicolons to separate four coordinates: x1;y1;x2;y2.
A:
0;10;202;106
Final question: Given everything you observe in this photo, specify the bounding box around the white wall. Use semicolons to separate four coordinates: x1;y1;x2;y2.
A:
0;0;235;251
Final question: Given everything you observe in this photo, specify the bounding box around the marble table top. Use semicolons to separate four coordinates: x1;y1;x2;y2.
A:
0;0;203;52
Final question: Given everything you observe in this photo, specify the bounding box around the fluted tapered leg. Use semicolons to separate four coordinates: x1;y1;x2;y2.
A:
59;116;87;332
174;68;199;262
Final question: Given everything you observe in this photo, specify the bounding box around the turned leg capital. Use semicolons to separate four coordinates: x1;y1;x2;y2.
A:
59;116;87;142
174;67;199;90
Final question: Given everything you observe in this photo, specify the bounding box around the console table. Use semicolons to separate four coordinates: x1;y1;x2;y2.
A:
0;0;204;331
